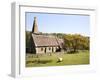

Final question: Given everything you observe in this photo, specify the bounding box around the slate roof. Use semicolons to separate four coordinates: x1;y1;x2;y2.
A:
32;34;64;47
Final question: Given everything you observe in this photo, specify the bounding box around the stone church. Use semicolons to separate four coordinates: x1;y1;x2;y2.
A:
26;17;64;54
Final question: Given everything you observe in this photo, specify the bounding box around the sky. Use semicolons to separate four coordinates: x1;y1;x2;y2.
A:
25;12;90;36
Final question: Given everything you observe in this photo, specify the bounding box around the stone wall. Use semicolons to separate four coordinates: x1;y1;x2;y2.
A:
36;46;59;54
36;47;44;54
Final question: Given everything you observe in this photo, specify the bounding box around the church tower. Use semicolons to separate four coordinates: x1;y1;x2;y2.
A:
32;17;38;33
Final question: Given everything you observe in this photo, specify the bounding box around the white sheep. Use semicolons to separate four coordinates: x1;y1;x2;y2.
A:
57;57;63;62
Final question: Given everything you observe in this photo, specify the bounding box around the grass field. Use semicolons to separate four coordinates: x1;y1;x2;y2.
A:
26;50;89;67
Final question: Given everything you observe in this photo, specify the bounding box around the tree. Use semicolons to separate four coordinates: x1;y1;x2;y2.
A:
26;31;36;53
63;34;89;53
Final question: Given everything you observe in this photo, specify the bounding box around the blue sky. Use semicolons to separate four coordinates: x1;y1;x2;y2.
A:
25;12;90;36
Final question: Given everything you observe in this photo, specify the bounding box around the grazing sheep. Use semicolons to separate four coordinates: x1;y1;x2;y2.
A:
57;57;63;62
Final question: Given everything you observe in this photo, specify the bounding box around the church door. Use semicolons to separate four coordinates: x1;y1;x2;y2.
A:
45;48;46;53
52;47;54;52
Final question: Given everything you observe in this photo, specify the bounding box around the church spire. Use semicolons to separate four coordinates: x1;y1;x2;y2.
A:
32;17;38;33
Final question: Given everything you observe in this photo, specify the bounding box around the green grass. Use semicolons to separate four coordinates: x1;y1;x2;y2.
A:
26;50;89;67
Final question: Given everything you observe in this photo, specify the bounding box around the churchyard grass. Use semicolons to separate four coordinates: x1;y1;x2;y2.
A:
26;50;89;67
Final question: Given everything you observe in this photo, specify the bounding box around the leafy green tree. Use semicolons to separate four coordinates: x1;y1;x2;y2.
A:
26;31;36;53
63;34;89;53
